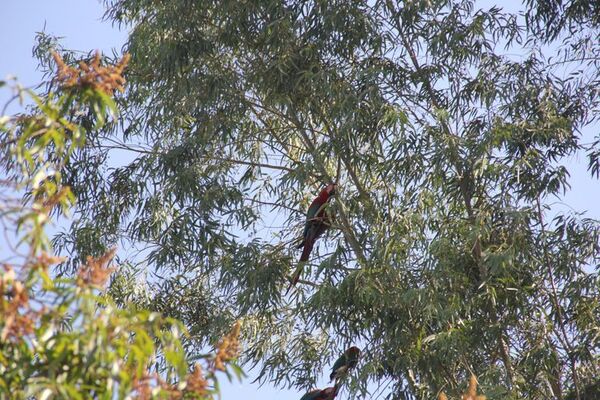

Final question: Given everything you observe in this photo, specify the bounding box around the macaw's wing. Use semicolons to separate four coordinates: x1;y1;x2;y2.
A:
306;199;324;220
300;215;330;262
330;347;361;381
303;199;327;239
329;353;348;380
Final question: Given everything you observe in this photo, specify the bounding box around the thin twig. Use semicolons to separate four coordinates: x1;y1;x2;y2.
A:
243;197;303;216
99;139;295;172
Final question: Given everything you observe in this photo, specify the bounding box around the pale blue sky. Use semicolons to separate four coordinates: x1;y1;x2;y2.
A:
1;1;598;400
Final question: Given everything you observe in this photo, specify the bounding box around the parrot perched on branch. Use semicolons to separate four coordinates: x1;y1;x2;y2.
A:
330;346;361;381
299;385;339;400
286;183;336;294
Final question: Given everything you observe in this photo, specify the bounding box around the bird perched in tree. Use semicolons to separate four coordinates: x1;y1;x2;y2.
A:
330;346;361;381
300;386;339;400
286;183;336;294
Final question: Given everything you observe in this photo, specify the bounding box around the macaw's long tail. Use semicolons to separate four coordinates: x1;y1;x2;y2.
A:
286;236;317;294
285;262;305;295
299;237;315;262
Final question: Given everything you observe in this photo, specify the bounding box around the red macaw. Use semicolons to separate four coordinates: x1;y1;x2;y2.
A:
330;346;361;381
286;183;336;294
299;386;339;400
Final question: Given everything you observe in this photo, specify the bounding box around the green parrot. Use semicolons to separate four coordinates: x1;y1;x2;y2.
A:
330;346;361;381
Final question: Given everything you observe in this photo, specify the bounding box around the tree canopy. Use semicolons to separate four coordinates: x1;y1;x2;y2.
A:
25;0;600;399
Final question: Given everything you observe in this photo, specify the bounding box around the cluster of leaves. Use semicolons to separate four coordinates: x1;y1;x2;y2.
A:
28;0;600;399
0;53;242;399
52;50;130;95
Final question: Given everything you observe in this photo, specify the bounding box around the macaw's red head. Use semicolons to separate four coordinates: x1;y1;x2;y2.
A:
347;346;361;364
316;183;337;203
325;183;337;196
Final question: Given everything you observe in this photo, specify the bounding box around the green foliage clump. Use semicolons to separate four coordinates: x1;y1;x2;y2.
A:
0;53;242;399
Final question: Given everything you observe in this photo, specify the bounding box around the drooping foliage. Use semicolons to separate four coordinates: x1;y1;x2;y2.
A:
34;1;600;399
0;54;242;399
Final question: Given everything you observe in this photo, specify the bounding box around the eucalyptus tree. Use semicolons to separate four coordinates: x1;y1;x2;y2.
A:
46;0;599;398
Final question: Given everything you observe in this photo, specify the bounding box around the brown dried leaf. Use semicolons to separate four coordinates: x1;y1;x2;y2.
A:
52;51;130;95
76;248;117;288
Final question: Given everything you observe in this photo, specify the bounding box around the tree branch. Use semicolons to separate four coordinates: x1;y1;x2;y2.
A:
536;197;581;400
287;108;368;268
314;107;373;203
100;138;295;172
244;197;303;216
